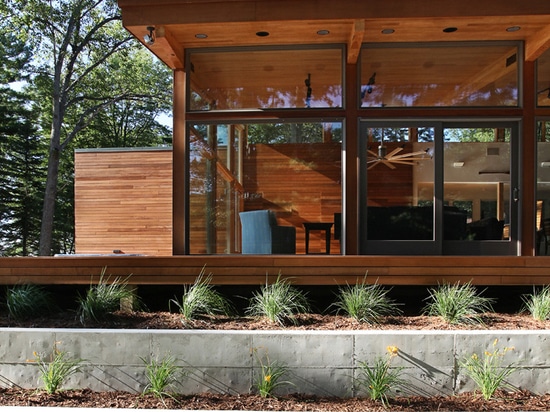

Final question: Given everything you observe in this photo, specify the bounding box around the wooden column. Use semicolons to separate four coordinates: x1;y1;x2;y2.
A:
522;60;536;256
173;68;186;255
344;62;359;255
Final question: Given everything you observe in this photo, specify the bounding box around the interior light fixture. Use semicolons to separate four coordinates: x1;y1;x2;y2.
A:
443;27;458;33
256;31;270;37
506;26;521;32
453;162;465;168
195;33;208;39
541;162;550;168
317;29;330;35
381;28;395;34
144;26;155;46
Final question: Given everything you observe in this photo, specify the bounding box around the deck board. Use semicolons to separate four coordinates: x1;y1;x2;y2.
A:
1;256;550;286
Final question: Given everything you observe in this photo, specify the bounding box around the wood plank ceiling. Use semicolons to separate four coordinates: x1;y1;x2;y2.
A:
118;0;550;70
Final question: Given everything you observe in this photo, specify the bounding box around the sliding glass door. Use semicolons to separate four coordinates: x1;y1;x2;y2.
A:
359;121;519;255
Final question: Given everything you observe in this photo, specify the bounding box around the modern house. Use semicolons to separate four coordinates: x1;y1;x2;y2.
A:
5;0;550;286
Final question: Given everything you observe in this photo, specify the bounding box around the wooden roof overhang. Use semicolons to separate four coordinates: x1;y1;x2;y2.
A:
118;0;550;70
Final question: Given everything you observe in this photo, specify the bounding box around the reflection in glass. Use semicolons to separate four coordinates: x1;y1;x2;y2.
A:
189;122;343;254
189;48;343;110
360;43;519;107
537;121;550;254
537;50;550;107
365;127;434;240
443;128;510;242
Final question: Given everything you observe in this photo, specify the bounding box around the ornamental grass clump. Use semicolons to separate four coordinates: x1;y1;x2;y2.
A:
461;338;517;400
77;269;138;324
422;281;494;325
169;268;235;321
30;343;84;394
246;274;310;326
356;345;404;406
521;285;550;321
332;277;402;324
5;284;54;320
141;354;186;400
253;348;292;398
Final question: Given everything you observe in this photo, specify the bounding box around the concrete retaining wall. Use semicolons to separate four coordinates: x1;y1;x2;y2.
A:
0;328;548;397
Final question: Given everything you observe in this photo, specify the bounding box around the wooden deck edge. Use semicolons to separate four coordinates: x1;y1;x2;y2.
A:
1;255;550;285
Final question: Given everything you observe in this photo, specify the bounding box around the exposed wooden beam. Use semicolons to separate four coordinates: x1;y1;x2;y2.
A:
525;24;550;62
347;19;365;64
140;26;184;70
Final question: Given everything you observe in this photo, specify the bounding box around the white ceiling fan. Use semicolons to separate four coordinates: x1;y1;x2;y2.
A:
367;142;432;170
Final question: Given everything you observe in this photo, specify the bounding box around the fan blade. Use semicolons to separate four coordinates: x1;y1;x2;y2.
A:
381;160;397;169
367;150;379;158
389;150;428;160
386;147;403;158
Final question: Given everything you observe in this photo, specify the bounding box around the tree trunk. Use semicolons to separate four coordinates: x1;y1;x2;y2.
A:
39;129;61;256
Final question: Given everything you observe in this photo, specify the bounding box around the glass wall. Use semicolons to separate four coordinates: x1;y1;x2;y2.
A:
443;127;511;243
360;42;519;107
537;49;550;107
537;120;550;255
188;121;343;254
188;47;343;110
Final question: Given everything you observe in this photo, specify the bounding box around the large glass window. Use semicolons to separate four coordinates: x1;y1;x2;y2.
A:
537;49;550;107
188;121;343;254
188;47;343;111
360;43;519;108
537;120;550;254
443;127;511;242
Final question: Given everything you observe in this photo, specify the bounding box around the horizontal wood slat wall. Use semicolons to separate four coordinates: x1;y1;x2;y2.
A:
1;256;550;286
74;149;173;256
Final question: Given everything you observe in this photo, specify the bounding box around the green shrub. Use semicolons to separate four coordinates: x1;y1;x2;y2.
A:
356;346;404;406
461;339;516;400
31;343;84;394
170;268;234;321
246;274;310;326
5;284;54;320
142;354;185;400
333;277;402;324
253;348;291;398
422;281;494;325
522;285;550;321
77;269;137;323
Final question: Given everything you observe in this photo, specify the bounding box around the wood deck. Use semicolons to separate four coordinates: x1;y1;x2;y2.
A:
1;255;550;286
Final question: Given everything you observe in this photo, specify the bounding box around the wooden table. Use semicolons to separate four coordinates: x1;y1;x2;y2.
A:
303;222;333;254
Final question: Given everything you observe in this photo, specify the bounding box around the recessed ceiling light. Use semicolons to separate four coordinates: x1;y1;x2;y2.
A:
256;31;270;37
317;29;330;35
443;27;458;33
381;28;395;34
195;33;208;39
506;26;521;32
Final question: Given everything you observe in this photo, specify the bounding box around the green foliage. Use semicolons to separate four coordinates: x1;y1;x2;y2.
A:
246;275;310;326
423;281;494;325
522;286;550;321
332;277;402;324
170;268;234;321
141;354;185;400
77;270;137;324
357;346;404;406
253;348;291;398
461;339;516;400
31;343;84;394
5;284;53;320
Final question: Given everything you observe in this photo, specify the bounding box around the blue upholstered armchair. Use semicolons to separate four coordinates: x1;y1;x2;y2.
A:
239;210;296;254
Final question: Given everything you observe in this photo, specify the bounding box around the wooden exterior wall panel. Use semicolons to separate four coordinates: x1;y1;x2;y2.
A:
74;149;173;256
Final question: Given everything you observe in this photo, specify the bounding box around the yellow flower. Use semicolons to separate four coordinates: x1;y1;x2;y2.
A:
471;353;478;360
484;351;492;357
386;346;399;356
264;375;271;383
493;338;499;346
